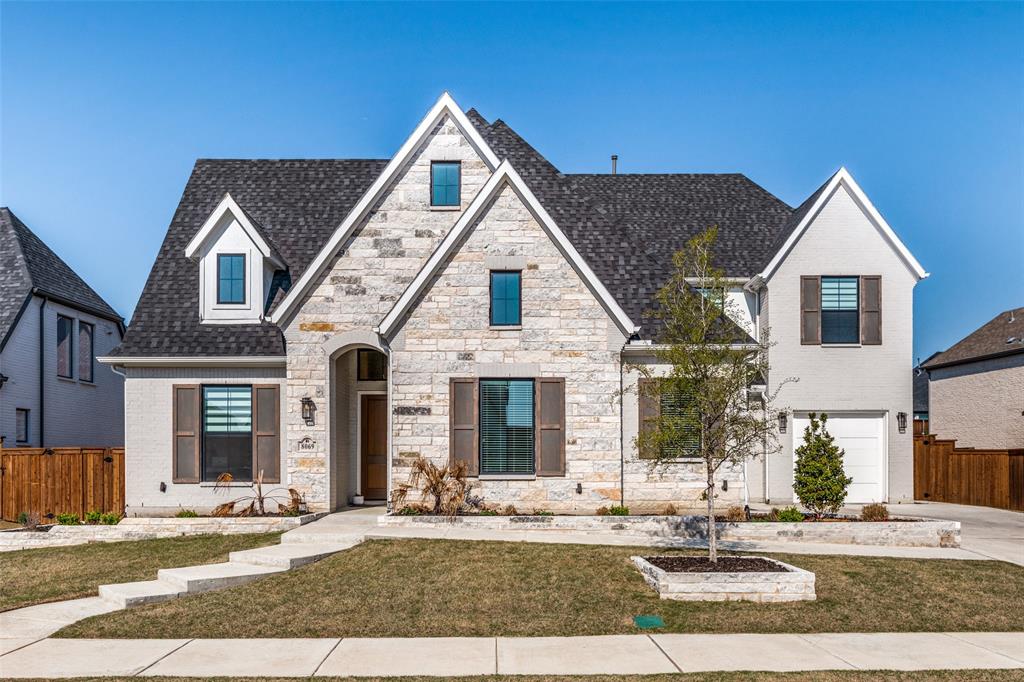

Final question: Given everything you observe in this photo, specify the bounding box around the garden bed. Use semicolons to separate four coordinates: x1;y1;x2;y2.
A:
378;513;961;547
632;554;815;602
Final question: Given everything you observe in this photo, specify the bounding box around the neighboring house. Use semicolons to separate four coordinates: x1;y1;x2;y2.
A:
0;208;126;448
923;307;1024;449
102;94;926;515
913;366;929;432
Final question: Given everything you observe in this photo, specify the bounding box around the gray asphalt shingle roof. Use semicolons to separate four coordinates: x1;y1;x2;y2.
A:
1;207;122;351
923;307;1024;370
116;108;815;357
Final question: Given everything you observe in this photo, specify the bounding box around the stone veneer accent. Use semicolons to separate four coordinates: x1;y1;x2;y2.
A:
283;115;490;510
632;555;816;602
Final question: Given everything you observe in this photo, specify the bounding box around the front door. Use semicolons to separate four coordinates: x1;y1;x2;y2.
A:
360;394;388;500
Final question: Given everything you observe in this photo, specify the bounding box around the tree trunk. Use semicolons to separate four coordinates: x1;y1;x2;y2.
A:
707;469;717;563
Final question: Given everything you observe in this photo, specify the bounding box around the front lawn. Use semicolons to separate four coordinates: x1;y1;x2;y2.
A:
57;538;1024;638
0;532;280;611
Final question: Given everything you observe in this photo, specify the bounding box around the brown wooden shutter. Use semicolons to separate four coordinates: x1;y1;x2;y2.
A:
800;276;821;345
638;378;660;460
172;385;200;483
860;275;882;345
449;378;478;476
252;385;281;483
535;378;565;476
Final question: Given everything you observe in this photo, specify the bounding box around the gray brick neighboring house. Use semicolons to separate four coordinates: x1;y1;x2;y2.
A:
102;94;928;516
924;307;1024;449
0;208;126;448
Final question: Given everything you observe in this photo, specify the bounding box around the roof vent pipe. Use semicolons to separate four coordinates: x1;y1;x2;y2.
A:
611;155;618;175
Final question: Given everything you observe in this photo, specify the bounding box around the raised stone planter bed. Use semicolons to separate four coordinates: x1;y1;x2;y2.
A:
632;555;816;602
0;513;328;552
378;513;960;548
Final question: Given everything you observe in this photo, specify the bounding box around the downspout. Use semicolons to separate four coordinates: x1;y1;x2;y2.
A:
37;294;46;447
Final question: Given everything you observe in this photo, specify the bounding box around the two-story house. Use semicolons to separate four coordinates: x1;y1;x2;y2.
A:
1;208;126;448
102;94;926;515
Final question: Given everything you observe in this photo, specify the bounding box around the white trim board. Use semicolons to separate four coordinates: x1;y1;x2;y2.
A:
184;193;285;268
376;159;639;338
758;167;928;283
268;92;500;326
97;356;286;368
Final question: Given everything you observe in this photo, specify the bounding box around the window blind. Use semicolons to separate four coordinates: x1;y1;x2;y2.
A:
203;386;252;433
480;379;534;474
660;389;700;459
821;276;859;343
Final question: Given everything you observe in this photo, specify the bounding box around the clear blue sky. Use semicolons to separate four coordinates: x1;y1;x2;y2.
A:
2;2;1021;362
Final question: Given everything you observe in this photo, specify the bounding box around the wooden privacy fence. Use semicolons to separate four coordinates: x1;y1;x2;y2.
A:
0;447;124;522
914;435;1024;511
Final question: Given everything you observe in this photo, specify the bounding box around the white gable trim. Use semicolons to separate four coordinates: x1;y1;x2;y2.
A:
268;92;500;325
184;193;284;268
758;167;928;283
376;160;638;338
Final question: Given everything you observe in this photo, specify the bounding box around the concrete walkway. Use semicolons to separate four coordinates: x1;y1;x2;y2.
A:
1;633;1021;677
885;502;1024;566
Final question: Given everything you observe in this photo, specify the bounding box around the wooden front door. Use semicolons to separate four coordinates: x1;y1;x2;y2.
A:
360;394;388;500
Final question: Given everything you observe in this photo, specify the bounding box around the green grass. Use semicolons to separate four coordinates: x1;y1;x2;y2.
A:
57;538;1024;638
0;532;280;611
15;672;1024;682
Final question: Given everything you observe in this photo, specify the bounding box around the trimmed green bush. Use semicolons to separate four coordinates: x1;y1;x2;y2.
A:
55;513;81;525
607;505;630;516
774;506;805;522
99;513;121;525
174;509;199;518
793;412;853;519
84;510;103;524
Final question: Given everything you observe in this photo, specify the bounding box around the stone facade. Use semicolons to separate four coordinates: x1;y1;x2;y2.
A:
282;115;490;509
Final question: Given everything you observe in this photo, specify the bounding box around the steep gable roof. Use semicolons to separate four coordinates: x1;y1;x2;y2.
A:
923;307;1024;370
0;207;122;350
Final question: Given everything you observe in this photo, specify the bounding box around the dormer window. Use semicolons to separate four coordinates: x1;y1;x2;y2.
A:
217;254;246;304
431;161;460;207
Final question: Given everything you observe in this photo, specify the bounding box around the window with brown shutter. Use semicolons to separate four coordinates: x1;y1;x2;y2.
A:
860;275;882;345
173;385;201;483
800;276;821;345
253;385;281;483
535;378;565;476
638;378;660;459
449;378;479;476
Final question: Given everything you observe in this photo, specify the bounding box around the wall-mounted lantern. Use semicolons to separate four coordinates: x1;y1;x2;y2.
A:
777;411;787;433
0;373;8;390
897;411;908;434
301;397;317;426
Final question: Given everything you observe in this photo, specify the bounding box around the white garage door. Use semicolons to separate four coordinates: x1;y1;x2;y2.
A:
793;413;885;504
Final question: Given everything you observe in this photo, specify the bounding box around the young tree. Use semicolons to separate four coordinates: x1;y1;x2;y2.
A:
630;227;786;563
793;413;852;519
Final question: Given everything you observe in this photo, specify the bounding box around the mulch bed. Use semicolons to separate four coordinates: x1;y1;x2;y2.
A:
644;556;789;573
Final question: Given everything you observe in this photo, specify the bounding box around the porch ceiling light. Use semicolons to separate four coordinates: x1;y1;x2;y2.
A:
897;411;908;434
301;397;317;426
777;411;787;433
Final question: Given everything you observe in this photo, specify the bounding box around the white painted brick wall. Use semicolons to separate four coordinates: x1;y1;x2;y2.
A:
929;354;1024;448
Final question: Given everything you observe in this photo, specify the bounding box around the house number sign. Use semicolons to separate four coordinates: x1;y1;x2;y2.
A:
298;437;316;451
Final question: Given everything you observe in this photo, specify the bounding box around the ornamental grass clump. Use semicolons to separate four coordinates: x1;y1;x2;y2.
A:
793;412;853;520
390;458;482;517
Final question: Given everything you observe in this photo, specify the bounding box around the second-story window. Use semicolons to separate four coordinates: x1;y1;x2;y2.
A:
490;271;522;326
431;161;460;207
56;314;73;378
821;276;859;344
217;254;246;304
78;322;94;382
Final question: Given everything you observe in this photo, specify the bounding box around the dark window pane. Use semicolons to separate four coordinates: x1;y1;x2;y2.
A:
821;277;859;343
480;379;534;474
217;254;246;304
431;162;460;206
202;386;252;481
56;315;73;378
16;409;29;443
490;271;521;326
357;349;387;381
78;322;94;382
660;388;700;458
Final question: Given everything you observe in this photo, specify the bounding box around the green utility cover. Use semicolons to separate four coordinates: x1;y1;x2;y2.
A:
633;615;665;629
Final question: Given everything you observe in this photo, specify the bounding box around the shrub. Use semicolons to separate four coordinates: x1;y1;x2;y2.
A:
390;458;481;517
478;509;498;516
84;510;103;525
175;509;199;518
861;503;890;522
607;505;630;516
56;513;81;525
725;505;747;522
793;412;853;519
500;505;519;516
17;511;28;525
662;503;678;516
396;505;423;516
532;509;554;516
99;513;121;525
17;511;39;529
775;506;805;522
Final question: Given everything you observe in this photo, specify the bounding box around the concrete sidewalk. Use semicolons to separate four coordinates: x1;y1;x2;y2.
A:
0;633;1021;677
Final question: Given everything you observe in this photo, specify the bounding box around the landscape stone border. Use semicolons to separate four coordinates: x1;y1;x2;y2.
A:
0;513;328;552
632;555;816;602
378;514;961;548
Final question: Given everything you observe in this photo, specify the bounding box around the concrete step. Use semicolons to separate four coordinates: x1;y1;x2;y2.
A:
157;561;285;594
98;580;182;608
281;529;365;546
228;542;352;569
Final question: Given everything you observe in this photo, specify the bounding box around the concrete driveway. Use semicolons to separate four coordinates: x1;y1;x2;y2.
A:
889;502;1024;566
